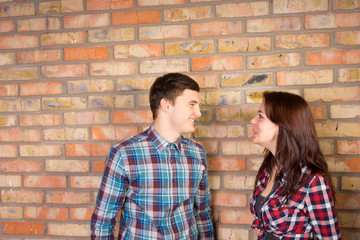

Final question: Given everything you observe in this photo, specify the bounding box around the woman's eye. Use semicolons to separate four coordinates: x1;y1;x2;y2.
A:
258;114;264;119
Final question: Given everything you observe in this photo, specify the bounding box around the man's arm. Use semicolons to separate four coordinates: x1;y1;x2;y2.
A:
91;147;128;240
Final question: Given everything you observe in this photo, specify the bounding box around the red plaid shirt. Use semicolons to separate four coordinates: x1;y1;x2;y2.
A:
250;165;342;240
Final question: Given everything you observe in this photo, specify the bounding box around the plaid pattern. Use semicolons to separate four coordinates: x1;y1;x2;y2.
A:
250;165;342;240
91;124;214;239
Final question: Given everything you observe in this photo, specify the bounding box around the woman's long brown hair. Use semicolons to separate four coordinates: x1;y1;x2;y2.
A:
254;91;335;204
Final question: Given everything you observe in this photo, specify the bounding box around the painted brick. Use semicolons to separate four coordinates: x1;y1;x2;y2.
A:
64;111;109;125
70;208;93;221
0;84;17;96
221;73;272;87
0;145;17;158
338;68;360;82
64;13;109;29
113;110;153;124
219;37;271;53
42;97;87;110
138;0;185;6
2;190;44;203
117;77;155;90
140;59;188;74
68;79;114;93
139;25;188;40
19;114;62;126
0;20;14;33
24;175;67;188
46;191;90;204
45;159;89;173
18;50;61;64
20;82;62;96
115;43;162;58
87;0;133;10
164;6;212;22
216;2;269;18
91;126;138;140
0;129;40;142
41;32;85;46
24;207;68;221
2;222;45;235
20;144;62;157
191;21;242;37
306;49;360;65
88;28;135;42
192;56;243;71
336;30;360;45
90;61;136;76
42;64;87;78
0;3;35;17
277;69;333;85
113;10;160;25
70;176;102;188
165;40;214;55
337;140;360;155
331;104;360;118
0;160;42;173
247;17;301;33
222;141;263;155
0;67;38;81
0;206;22;219
215;107;258;122
39;0;83;14
48;223;90;236
200;91;242;105
334;0;360;9
304;86;360;102
276;33;330;49
216;228;249;240
220;210;254;224
64;46;109;61
0;175;21;187
306;13;360;29
0;52;15;65
195;124;245;138
65;143;111;157
315;121;360;137
208;157;246;171
212;191;247;207
0;35;37;49
44;128;88;141
273;0;328;13
0;115;16;127
248;52;301;69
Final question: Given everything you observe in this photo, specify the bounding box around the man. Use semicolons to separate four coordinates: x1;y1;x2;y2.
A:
91;73;214;239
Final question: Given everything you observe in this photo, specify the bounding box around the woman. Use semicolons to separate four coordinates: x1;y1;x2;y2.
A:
250;91;341;240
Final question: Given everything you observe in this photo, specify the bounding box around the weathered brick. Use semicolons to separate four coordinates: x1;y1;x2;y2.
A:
0;115;16;127
116;77;155;90
0;35;37;49
208;175;220;190
138;0;185;6
64;111;108;125
114;95;135;108
0;84;17;96
21;99;41;112
310;106;327;120
224;175;255;190
337;140;360;155
46;191;90;204
45;159;89;173
215;107;258;122
113;110;153;124
41;32;85;46
342;176;360;191
338;68;360;82
20;82;62;96
88;28;135;42
319;140;334;155
113;10;160;25
115;43;162;58
191;21;242;37
2;222;45;235
165;40;214;55
0;206;22;219
216;228;249;240
0;175;21;187
90;61;136;76
334;0;360;9
336;194;360;210
216;2;269;18
19;114;62;126
219;37;271;53
93;159;106;173
327;157;360;172
208;157;246;171
276;33;330;49
91;126;138;140
306;13;360;29
0;67;38;81
304;86;360;102
68;79;114;93
197;140;218;155
338;212;360;228
247;17;301;33
48;223;90;236
64;46;110;61
70;176;102;188
222;141;263;155
248;52;301;69
336;30;360;45
137;94;150;107
42;97;87;110
315;121;360;137
273;0;328;13
0;129;40;142
65;143;111;157
164;6;212;22
195;124;245;138
18;49;61;64
17;18;61;32
306;49;360;65
277;69;333;85
221;73;272;87
44;128;88;141
70;208;93;221
0;20;14;33
2;190;44;203
0;52;15;66
24;207;68;221
0;3;35;17
190;74;218;88
0;160;42;173
24;175;67;188
140;59;188;74
193;56;243;71
0;145;17;158
212;191;247;207
64;13;109;29
139;25;188;40
331;104;360;118
39;0;83;14
200;91;242;106
0;99;21;112
86;0;133;10
220;210;254;224
20;144;62;157
42;64;87;78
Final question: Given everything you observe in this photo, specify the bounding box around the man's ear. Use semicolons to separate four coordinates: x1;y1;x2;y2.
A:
159;98;172;113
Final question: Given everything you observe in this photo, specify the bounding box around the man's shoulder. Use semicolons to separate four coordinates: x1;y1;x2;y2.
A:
113;130;149;150
180;135;205;152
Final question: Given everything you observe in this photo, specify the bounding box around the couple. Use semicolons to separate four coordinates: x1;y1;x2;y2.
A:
91;73;341;240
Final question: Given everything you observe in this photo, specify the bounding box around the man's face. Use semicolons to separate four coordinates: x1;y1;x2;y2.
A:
168;89;202;135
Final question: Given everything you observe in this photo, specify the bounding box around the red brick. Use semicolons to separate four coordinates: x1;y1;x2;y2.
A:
212;191;247;207
24;175;67;188
0;84;17;96
17;18;46;32
70;176;101;188
115;43;162;58
2;190;44;203
247;17;301;33
0;35;37;49
0;129;40;142
42;64;87;78
20;82;62;96
90;61;136;76
91;126;139;140
20;114;62;126
306;49;360;65
208;157;246;171
276;33;330;49
41;32;85;46
164;6;212;22
113;110;153;124
19;144;62;157
306;13;360;29
46;191;90;204
65;143;111;156
112;10;160;25
337;140;360;154
0;145;17;158
139;25;188;40
220;210;254;224
138;0;185;6
18;50;60;64
64;46;110;61
191;21;242;37
64;13;109;28
93;159;106;173
192;56;243;71
70;207;93;220
336;30;360;45
0;20;14;33
0;160;42;172
2;222;45;235
86;0;133;10
334;0;360;9
24;207;68;221
248;52;301;69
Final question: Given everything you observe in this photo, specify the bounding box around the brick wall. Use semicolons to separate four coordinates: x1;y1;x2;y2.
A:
0;0;359;239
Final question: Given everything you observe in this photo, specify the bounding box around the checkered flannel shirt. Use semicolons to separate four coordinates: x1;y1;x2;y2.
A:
250;164;342;240
91;124;214;239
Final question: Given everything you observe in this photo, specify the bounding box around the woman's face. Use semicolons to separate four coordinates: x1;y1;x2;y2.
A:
250;101;279;155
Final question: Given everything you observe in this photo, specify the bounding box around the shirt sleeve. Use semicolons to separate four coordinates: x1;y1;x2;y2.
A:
91;147;128;240
304;174;342;240
194;152;214;239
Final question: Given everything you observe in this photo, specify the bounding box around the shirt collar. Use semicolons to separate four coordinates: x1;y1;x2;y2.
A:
147;124;181;153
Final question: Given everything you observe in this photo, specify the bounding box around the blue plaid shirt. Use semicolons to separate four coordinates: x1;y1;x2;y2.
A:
91;124;214;239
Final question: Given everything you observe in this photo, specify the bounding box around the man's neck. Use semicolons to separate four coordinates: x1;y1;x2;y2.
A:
153;119;180;143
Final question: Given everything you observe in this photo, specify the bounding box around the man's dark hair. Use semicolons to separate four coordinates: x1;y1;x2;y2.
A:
149;73;200;120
